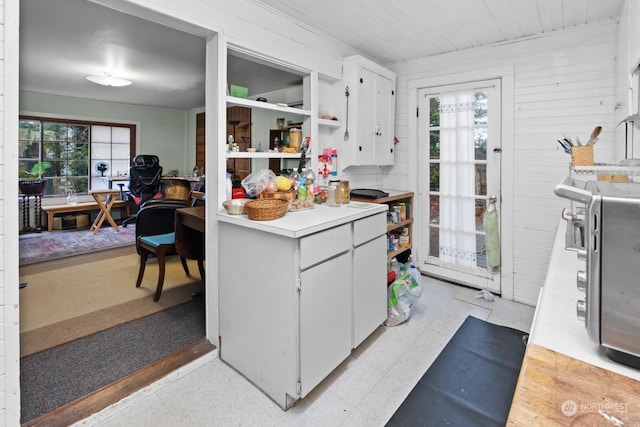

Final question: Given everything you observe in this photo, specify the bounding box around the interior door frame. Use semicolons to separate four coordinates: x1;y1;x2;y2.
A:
407;67;515;300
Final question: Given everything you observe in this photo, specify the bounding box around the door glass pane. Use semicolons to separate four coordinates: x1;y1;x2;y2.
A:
429;96;440;127
475;128;487;160
429;226;439;257
430;130;440;159
476;232;487;268
430;163;440;191
429;194;440;224
474;91;487;124
475;164;487;196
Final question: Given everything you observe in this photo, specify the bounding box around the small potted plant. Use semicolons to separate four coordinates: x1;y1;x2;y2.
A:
19;161;51;195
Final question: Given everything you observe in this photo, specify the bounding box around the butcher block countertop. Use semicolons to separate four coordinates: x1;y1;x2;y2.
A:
507;219;640;425
508;344;640;425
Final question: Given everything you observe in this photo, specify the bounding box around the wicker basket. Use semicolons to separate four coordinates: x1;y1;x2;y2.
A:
245;198;288;221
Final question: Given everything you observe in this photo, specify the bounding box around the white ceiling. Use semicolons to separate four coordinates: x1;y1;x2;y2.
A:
257;0;626;63
19;0;625;111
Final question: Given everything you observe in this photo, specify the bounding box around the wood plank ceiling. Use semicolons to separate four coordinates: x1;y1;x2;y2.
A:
253;0;626;64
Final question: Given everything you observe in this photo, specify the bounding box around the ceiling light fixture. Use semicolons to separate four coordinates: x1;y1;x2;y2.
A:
86;73;132;87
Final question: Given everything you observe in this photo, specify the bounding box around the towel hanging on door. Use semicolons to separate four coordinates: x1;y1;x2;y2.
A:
483;196;500;268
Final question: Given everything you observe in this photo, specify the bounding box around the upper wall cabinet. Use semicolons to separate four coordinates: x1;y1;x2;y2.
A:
340;55;396;168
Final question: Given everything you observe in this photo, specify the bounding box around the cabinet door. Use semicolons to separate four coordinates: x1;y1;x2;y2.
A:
353;235;387;347
374;74;394;165
300;252;352;397
356;67;377;165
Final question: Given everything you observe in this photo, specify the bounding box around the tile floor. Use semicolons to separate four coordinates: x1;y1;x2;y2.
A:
73;277;535;426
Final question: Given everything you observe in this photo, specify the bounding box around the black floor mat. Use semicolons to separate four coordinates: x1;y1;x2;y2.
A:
386;316;528;427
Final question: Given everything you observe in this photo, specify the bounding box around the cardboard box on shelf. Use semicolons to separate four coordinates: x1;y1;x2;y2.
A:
52;213;91;230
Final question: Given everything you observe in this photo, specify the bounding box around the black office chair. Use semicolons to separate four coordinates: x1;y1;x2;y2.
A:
122;154;164;227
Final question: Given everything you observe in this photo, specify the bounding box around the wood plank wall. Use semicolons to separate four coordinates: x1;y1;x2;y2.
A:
389;21;619;305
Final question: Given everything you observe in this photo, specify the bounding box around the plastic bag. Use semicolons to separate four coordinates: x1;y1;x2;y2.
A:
241;169;277;197
406;264;423;298
384;279;412;326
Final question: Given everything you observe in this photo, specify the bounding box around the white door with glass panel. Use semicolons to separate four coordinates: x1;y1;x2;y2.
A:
418;80;501;292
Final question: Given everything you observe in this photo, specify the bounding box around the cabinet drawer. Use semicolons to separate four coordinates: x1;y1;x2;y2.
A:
300;223;351;269
353;213;386;246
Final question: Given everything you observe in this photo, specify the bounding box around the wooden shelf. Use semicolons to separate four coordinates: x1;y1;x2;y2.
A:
387;218;413;233
350;190;414;264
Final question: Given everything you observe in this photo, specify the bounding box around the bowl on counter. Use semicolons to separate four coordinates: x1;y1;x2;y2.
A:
222;198;249;215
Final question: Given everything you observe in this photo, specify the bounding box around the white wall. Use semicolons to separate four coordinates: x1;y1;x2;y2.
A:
387;20;622;306
20;91;192;175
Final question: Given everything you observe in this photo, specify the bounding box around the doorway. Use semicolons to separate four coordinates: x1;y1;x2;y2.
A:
17;0;213;421
417;80;502;293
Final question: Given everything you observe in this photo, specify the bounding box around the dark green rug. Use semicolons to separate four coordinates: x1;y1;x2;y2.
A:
20;295;205;423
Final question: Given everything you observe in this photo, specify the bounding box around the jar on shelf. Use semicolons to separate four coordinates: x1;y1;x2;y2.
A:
327;179;340;207
399;227;410;248
339;180;350;204
397;202;407;221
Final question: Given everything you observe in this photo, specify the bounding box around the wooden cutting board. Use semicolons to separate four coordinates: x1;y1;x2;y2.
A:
507;343;640;426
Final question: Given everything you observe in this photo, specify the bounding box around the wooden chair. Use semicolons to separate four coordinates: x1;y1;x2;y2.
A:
135;201;199;301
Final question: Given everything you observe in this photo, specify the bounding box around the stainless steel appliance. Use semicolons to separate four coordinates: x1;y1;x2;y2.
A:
555;177;640;368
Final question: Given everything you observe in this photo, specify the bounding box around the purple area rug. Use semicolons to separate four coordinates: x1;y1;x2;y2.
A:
19;225;136;265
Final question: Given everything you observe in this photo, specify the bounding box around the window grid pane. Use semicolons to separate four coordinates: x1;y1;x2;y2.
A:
19;118;133;196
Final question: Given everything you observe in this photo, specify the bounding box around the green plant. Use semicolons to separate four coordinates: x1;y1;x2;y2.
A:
19;161;52;180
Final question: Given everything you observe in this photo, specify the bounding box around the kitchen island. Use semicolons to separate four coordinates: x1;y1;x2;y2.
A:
508;219;640;425
217;202;389;410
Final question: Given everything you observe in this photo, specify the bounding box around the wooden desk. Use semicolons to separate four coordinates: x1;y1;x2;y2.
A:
175;206;205;280
89;189;121;234
176;206;205;233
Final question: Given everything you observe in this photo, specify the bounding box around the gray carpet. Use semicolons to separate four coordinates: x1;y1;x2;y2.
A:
20;295;205;423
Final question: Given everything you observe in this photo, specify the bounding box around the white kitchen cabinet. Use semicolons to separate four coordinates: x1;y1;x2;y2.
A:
217;204;387;409
340;55;396;168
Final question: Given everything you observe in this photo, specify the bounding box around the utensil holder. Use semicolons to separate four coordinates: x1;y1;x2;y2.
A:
571;146;594;166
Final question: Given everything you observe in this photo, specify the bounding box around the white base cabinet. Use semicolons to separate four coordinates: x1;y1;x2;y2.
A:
218;205;387;409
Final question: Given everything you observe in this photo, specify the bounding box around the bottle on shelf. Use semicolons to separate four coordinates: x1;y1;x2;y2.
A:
331;153;338;176
297;179;307;201
290;168;300;190
399;227;410;248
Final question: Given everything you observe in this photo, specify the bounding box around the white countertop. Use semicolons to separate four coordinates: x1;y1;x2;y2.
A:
217;201;388;238
530;218;640;380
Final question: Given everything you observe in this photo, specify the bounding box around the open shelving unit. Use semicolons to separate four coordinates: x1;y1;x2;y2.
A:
350;190;414;263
